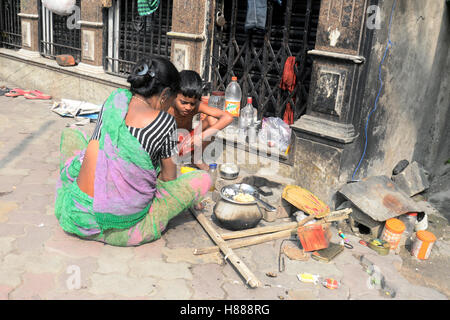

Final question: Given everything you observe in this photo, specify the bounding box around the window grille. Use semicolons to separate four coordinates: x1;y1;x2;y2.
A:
210;0;321;121
38;0;82;61
104;0;173;77
0;0;22;49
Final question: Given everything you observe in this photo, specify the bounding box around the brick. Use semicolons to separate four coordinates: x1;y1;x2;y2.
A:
0;285;13;300
392;161;430;197
9;273;56;300
56;55;76;67
190;264;226;299
88;273;157;297
276;197;294;219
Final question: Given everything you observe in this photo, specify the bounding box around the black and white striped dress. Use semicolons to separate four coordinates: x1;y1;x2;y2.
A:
91;106;178;167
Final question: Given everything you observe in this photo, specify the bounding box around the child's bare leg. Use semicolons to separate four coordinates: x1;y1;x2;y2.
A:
192;116;219;170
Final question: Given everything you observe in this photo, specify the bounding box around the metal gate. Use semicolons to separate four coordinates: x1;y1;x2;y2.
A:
104;0;173;77
210;0;321;121
0;0;21;50
38;0;82;61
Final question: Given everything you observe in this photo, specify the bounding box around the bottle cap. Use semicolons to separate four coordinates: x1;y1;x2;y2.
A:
231;76;237;81
209;163;218;169
247;97;252;104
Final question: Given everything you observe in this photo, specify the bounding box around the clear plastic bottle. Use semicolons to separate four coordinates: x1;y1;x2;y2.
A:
224;76;242;128
240;97;254;130
209;163;218;191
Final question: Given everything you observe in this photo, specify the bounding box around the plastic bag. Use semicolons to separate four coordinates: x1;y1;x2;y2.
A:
42;0;76;16
257;117;292;153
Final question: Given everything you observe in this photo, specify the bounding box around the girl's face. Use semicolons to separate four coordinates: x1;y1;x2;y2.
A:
173;93;198;116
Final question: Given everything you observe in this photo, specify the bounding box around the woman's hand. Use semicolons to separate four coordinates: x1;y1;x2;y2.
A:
179;130;203;154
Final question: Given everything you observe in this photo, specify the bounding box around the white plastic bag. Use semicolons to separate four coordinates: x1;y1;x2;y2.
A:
42;0;76;16
257;117;292;153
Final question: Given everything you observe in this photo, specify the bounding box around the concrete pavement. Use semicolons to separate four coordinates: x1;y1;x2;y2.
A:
0;88;448;300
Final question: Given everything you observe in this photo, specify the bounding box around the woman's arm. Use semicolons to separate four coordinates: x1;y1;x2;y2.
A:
159;157;177;182
197;102;233;140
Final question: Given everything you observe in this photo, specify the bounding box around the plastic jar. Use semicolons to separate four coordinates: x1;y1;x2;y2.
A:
209;91;225;110
414;212;428;231
398;213;417;246
381;218;405;250
411;230;436;260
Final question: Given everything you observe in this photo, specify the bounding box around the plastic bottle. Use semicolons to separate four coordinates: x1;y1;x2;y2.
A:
208;91;225;110
240;97;254;131
224;76;242;128
209;163;218;191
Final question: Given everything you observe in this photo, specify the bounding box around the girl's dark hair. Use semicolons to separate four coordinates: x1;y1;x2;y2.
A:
179;70;203;100
127;56;181;98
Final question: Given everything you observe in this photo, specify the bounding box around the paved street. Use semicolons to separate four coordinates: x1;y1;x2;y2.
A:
0;90;448;300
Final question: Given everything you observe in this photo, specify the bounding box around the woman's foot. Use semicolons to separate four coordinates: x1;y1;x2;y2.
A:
194;201;205;210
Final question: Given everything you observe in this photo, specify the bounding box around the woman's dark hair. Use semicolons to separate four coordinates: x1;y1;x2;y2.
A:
179;70;203;100
127;56;181;98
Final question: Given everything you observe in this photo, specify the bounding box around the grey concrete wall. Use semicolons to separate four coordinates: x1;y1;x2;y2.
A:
354;0;450;179
0;51;127;104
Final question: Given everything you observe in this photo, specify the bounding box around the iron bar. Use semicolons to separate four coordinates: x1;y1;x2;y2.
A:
210;0;321;121
38;0;81;61
104;0;172;77
0;0;21;49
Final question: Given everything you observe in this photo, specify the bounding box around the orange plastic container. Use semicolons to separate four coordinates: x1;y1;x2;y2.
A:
297;224;330;252
381;218;405;250
411;230;436;260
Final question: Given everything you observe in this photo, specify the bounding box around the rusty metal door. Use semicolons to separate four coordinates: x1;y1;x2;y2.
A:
209;0;321;121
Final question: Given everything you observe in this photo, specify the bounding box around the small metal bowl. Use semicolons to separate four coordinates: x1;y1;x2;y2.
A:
219;163;240;180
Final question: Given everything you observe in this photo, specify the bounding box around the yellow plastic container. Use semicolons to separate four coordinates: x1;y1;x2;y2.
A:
180;166;197;175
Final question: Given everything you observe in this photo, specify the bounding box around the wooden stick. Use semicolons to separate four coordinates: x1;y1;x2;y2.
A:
194;208;353;255
221;220;307;241
219;208;352;241
190;208;262;288
220;220;308;240
194;229;297;255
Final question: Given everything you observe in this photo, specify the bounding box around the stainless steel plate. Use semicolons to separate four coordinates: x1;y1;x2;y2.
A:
220;183;258;205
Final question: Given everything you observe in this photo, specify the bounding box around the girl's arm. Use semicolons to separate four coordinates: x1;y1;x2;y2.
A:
159;157;177;182
197;102;233;140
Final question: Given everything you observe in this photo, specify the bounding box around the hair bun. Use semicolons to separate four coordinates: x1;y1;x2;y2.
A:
127;73;147;89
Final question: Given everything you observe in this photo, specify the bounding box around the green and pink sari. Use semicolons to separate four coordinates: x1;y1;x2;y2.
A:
55;89;211;247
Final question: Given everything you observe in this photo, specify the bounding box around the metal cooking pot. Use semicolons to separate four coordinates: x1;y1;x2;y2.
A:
220;183;277;212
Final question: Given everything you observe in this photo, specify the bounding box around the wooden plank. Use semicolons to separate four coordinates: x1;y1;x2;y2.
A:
194;229;296;255
190;208;262;288
195;208;351;255
220;208;351;240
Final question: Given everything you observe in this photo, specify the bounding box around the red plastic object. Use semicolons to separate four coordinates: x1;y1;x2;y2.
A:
5;88;30;97
297;224;330;252
178;130;195;156
24;90;52;100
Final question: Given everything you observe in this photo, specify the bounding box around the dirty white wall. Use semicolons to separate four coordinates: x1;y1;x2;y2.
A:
355;0;450;178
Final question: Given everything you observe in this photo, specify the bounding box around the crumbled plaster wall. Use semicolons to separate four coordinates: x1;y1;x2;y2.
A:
355;0;450;179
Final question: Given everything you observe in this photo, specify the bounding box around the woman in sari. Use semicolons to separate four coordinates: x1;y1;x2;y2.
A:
55;56;212;247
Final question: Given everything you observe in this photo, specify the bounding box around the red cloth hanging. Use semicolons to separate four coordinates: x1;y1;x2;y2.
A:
283;102;294;125
279;56;297;125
